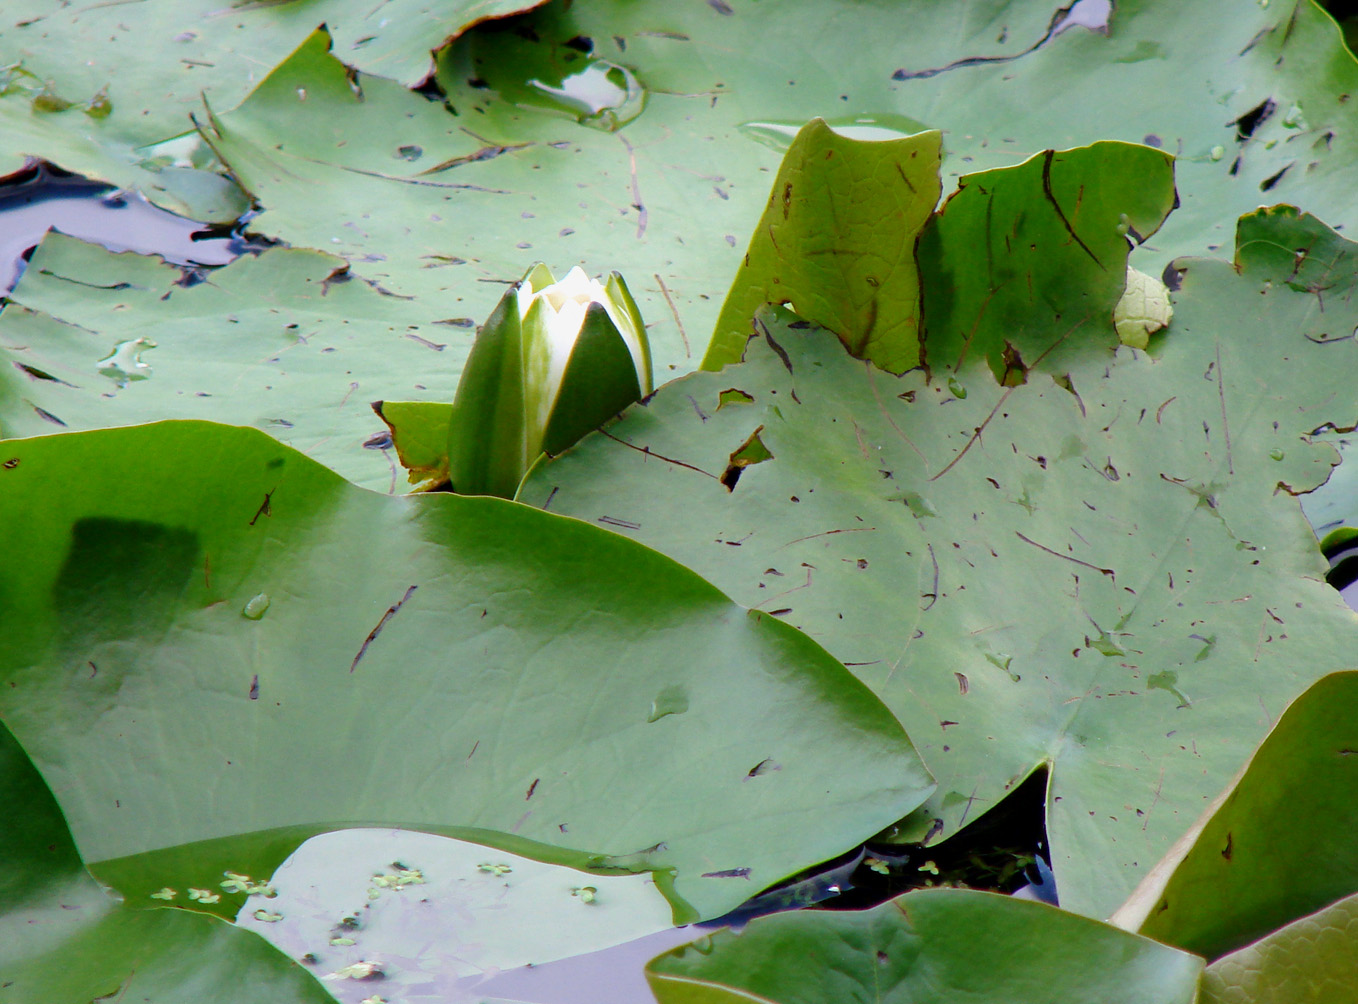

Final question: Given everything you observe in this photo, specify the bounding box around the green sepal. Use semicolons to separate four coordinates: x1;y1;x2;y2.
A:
447;285;528;498
606;270;654;394
539;300;644;457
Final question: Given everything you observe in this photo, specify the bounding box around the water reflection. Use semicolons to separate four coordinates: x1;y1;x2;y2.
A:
238;828;867;1004
0;161;250;295
237;829;677;1004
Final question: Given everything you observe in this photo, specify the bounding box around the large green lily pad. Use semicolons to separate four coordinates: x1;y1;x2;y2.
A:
0;420;932;924
0;718;333;1004
645;888;1202;1004
521;205;1358;918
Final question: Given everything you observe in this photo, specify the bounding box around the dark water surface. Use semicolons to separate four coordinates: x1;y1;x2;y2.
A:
0;161;249;295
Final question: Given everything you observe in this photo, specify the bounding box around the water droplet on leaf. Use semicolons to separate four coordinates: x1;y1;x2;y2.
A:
525;59;647;131
242;593;271;620
647;684;690;723
97;338;156;387
737;113;930;152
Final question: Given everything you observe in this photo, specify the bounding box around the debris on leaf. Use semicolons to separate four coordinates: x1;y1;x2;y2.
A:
1114;266;1173;349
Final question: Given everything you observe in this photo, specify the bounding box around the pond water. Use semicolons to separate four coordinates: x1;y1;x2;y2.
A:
0;161;254;296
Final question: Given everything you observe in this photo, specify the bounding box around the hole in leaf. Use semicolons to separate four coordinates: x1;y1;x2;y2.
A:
1233;97;1276;141
721;426;773;491
716;387;755;410
1260;163;1293;191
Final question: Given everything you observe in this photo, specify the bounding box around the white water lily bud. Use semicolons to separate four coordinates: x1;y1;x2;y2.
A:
1114;266;1173;350
518;264;652;452
448;263;652;498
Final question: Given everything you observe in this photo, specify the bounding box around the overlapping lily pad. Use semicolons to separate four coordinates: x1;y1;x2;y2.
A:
0;719;333;1003
704;121;942;375
0;232;466;492
0;0;547;160
0;420;932;924
522;205;1358;918
646;889;1202;1004
1199;892;1358;1004
1116;671;1358;960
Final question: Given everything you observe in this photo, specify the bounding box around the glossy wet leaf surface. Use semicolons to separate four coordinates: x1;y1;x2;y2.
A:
0;719;334;1003
646;889;1201;1004
523;205;1358;919
0;421;931;926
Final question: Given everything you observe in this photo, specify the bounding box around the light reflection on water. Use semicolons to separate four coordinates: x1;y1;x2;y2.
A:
236;828;679;1004
0;162;243;296
238;828;863;1004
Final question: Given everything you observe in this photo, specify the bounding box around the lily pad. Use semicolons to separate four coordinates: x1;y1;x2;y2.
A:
0;232;465;493
237;827;677;1001
0;718;333;1003
645;888;1202;1004
0;420;932;924
918;141;1175;379
0;0;548;153
1117;671;1358;961
703;121;942;375
1199;891;1358;1004
521;204;1358;917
